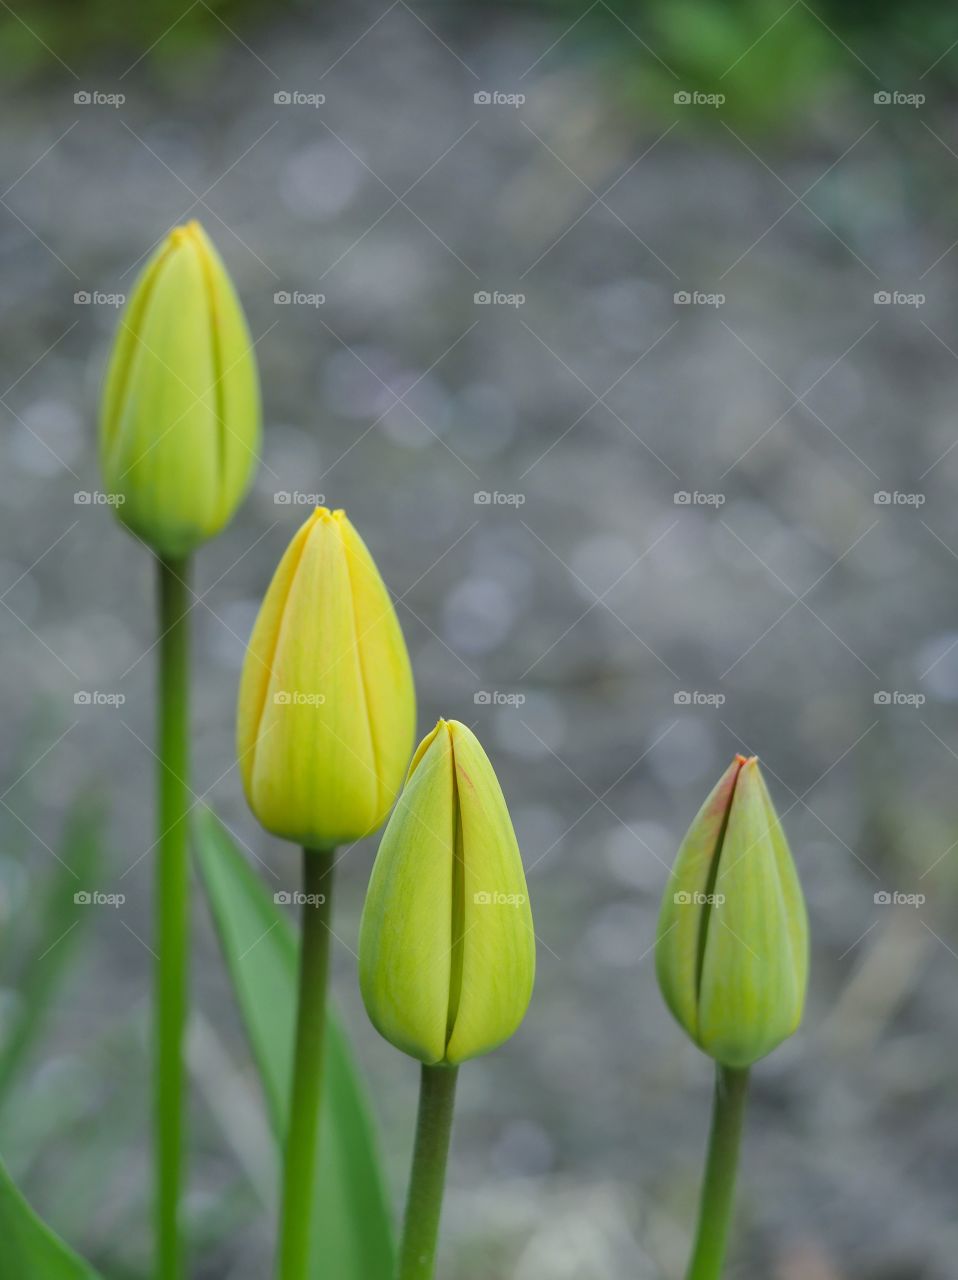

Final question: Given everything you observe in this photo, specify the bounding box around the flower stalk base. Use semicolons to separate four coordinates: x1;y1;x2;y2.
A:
277;846;335;1280
398;1063;459;1280
685;1065;750;1280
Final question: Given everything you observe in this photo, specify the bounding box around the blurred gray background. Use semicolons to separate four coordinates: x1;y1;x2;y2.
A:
2;0;958;1276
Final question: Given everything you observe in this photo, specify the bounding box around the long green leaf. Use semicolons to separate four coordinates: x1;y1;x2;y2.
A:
0;1153;102;1279
194;808;395;1280
0;794;104;1110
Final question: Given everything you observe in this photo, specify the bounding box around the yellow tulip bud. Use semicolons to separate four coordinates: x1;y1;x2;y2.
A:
656;755;809;1068
99;220;261;557
359;719;535;1066
237;507;415;849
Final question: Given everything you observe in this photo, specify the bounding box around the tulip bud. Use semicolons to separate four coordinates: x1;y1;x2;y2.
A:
656;755;808;1068
359;719;535;1066
237;507;415;849
99;220;261;557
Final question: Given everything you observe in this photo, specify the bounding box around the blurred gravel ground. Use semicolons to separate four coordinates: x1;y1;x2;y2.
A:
2;4;958;1277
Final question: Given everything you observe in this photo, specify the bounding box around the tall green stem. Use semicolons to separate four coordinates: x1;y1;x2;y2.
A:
685;1065;750;1280
277;847;335;1280
155;556;192;1280
398;1064;459;1280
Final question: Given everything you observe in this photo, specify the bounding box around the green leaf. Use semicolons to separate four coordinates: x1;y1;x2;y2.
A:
0;1152;102;1278
0;794;104;1110
194;808;395;1280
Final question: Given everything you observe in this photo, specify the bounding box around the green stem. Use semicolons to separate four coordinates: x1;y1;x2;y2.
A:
277;847;335;1280
398;1064;459;1280
155;556;192;1280
685;1065;750;1280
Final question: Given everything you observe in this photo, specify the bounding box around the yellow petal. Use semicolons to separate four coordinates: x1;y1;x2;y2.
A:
187;222;261;530
358;723;454;1064
338;514;417;822
359;720;535;1066
444;721;535;1065
99;221;260;557
655;756;745;1044
698;760;808;1065
237;508;416;847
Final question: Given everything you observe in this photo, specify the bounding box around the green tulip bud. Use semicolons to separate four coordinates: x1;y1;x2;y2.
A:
359;719;535;1067
656;754;809;1068
99;220;261;557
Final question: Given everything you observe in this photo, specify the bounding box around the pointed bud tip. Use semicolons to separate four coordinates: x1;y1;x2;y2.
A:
306;505;346;526
436;718;472;748
167;219;205;251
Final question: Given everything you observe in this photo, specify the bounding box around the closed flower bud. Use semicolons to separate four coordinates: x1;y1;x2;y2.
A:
99;220;261;556
359;719;535;1066
656;755;809;1068
237;507;415;849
